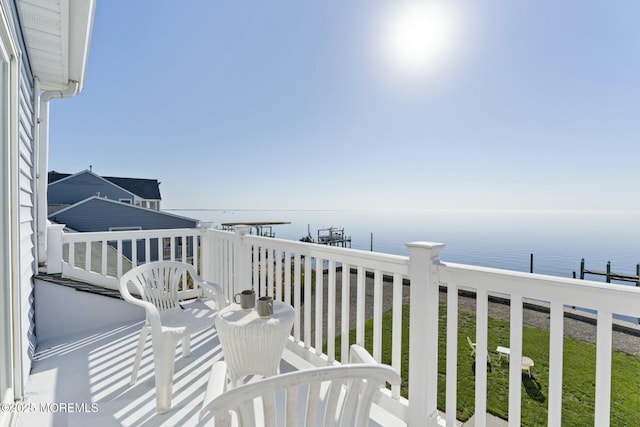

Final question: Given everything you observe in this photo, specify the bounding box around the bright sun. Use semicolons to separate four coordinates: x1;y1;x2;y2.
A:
381;2;457;75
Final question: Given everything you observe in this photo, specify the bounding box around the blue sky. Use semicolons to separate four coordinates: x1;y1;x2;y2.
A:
48;1;640;211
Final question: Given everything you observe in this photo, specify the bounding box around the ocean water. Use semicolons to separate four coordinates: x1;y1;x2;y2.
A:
167;209;640;284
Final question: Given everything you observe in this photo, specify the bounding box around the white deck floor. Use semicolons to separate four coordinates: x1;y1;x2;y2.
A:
18;301;405;426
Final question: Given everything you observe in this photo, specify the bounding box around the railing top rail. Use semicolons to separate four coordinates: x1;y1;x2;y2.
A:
440;261;640;317
239;233;410;268
61;228;204;242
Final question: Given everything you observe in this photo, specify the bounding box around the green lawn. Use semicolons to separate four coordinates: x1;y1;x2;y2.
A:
333;305;640;426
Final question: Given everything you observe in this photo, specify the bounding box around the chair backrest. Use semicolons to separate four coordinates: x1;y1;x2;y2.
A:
200;364;401;427
120;261;196;312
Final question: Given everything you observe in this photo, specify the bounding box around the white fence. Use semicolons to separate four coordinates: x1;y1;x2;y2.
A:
47;225;204;299
46;224;640;427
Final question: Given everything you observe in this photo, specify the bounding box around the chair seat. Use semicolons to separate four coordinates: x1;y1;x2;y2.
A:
159;305;217;335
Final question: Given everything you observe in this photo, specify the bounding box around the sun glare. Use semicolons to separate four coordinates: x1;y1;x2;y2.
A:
381;2;457;76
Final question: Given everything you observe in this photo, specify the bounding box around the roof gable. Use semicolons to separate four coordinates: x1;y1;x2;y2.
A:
48;170;138;199
48;170;161;200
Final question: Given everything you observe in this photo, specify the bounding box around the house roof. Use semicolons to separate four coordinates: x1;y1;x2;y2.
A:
102;177;161;200
48;171;162;200
48;196;198;224
16;0;96;92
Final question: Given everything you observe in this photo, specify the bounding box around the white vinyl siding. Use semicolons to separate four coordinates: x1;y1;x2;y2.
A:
0;49;12;416
17;55;36;383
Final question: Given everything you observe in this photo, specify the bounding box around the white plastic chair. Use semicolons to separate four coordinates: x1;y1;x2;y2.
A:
199;344;401;426
467;336;491;363
119;261;226;414
466;336;476;357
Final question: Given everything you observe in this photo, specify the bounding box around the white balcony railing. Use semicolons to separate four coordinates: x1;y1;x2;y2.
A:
45;224;640;427
46;225;204;299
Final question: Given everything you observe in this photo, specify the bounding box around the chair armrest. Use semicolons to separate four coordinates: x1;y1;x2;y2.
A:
349;344;377;364
198;280;227;311
199;361;229;421
119;279;162;329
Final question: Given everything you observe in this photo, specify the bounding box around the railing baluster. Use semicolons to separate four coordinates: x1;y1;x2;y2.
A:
391;272;403;398
475;289;489;427
101;240;107;276
157;237;163;261
508;294;524;427
116;239;122;277
315;257;324;355
261;247;268;296
69;241;75;268
131;238;138;267
253;245;259;294
327;260;336;363
340;263;350;364
446;284;459;426
548;300;564;426
293;253;301;342
373;269;383;362
85;240;91;272
221;239;227;290
276;250;283;302
356;266;365;347
284;251;291;305
594;310;613;427
145;237;150;264
193;235;199;273
304;255;312;349
267;248;274;297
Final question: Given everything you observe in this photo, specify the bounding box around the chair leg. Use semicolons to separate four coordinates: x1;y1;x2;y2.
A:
152;336;178;414
181;336;191;358
131;326;151;386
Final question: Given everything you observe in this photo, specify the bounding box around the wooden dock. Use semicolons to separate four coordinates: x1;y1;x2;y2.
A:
578;259;640;286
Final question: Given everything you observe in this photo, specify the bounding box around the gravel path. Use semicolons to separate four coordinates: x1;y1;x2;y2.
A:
300;272;640;357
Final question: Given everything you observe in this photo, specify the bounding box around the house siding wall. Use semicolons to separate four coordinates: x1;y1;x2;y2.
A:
48;172;134;204
17;48;36;389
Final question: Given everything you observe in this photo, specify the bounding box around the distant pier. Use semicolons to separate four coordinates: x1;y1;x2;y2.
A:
300;226;352;248
578;259;640;286
221;221;291;238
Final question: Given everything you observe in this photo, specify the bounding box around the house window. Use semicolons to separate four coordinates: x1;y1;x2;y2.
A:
119;198;132;204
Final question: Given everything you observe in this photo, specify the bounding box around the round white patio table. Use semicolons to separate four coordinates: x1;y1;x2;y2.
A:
215;301;295;383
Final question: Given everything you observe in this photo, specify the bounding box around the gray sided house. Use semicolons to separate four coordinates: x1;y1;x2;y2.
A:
48;170;162;210
48;197;199;263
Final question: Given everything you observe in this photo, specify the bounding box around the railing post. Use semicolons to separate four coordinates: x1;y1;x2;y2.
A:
200;228;215;283
407;241;445;427
46;223;66;274
234;225;252;293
